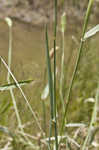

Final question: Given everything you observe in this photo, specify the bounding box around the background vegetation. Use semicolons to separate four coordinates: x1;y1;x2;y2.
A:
0;0;99;150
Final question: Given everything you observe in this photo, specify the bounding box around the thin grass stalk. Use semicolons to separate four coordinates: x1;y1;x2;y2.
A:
45;26;54;120
6;18;23;131
7;23;12;82
61;0;94;135
60;13;66;113
59;30;65;112
5;18;36;147
42;67;47;136
53;0;58;149
81;83;99;150
45;25;54;148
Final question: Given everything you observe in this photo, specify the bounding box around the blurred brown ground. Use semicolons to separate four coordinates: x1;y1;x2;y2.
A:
0;0;98;26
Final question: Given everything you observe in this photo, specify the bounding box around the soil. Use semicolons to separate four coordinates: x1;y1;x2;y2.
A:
0;0;99;27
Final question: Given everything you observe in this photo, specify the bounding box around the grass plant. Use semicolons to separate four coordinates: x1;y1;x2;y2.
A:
53;0;58;149
0;0;99;149
45;26;54;144
5;17;23;132
0;18;44;149
61;0;95;135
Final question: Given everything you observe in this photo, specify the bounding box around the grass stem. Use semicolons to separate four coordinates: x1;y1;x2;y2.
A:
45;25;54;148
53;0;58;149
61;0;95;135
6;19;23;131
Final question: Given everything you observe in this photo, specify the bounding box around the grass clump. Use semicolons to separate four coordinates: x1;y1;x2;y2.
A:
0;0;99;149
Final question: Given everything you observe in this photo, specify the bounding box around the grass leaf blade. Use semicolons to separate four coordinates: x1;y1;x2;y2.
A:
84;24;99;40
0;80;34;91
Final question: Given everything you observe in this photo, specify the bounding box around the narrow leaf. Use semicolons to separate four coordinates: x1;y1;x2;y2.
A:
0;80;34;91
84;24;99;40
45;25;54;119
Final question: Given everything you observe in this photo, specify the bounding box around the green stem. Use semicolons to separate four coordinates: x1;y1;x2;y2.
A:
6;22;33;145
61;0;94;135
53;0;58;149
45;25;54;120
45;25;54;148
7;25;23;131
